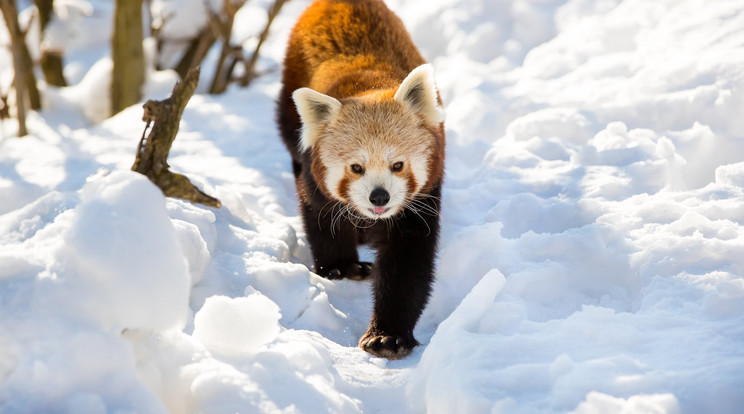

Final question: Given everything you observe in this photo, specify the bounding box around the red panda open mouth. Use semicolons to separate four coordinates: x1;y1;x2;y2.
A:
372;207;388;214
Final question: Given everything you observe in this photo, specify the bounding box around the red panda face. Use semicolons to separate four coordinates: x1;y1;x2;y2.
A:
315;100;434;219
292;64;444;220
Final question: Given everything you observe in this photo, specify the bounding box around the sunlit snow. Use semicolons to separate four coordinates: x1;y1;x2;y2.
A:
1;0;743;413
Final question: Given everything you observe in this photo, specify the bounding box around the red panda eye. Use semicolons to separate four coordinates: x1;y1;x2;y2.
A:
392;161;404;172
351;164;364;174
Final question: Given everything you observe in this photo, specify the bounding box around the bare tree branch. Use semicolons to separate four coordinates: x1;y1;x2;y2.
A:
241;0;289;87
170;0;223;79
132;67;221;208
173;26;218;80
208;0;245;94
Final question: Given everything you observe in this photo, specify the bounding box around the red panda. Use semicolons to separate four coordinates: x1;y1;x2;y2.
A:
277;0;445;359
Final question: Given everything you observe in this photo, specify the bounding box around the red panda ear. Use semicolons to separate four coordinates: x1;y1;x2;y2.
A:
292;88;342;151
394;64;444;128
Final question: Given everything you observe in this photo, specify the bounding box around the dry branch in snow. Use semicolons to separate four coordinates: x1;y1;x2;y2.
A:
131;67;221;208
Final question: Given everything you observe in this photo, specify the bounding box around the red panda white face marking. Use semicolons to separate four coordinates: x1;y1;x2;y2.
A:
341;146;417;219
292;64;444;220
315;107;434;219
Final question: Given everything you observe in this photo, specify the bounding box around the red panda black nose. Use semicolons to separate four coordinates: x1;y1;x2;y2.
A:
369;187;390;206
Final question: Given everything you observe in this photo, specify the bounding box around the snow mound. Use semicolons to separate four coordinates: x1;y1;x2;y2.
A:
0;171;188;412
193;292;281;357
57;170;191;330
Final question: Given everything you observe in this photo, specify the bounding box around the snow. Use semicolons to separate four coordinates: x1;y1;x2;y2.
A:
1;0;744;413
193;293;282;357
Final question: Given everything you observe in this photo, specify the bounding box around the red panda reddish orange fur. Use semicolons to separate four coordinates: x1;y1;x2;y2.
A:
277;0;445;359
285;1;424;96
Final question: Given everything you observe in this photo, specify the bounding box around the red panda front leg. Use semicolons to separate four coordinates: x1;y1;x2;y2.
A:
299;197;373;280
359;186;441;359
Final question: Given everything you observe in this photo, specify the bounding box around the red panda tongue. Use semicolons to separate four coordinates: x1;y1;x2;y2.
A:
373;207;387;214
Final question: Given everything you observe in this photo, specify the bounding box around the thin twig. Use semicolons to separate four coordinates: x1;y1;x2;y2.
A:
242;0;289;87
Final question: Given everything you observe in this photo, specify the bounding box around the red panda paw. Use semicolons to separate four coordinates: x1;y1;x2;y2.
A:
358;330;418;360
317;262;372;281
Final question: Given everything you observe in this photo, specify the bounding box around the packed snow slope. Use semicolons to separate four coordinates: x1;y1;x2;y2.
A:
2;0;744;413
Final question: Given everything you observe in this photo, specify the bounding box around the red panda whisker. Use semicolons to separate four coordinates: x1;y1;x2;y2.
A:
331;202;349;236
414;193;441;202
404;198;438;217
403;202;433;237
319;200;338;219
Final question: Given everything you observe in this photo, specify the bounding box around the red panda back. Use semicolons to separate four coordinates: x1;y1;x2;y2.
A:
282;0;427;99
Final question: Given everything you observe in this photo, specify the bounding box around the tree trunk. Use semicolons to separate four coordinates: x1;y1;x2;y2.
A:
34;0;67;87
19;35;42;110
0;0;37;135
40;53;66;86
111;0;145;115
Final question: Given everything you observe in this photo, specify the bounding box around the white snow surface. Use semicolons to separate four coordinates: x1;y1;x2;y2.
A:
2;0;744;413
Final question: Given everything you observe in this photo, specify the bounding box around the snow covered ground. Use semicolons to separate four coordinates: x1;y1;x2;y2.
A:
2;0;744;412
